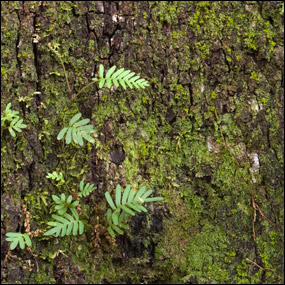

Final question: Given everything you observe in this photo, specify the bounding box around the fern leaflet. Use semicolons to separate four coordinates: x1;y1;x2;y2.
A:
57;113;95;146
79;180;96;198
46;171;65;183
44;213;84;237
105;184;163;237
52;193;79;215
1;103;27;137
93;64;149;90
8;117;27;137
5;232;32;250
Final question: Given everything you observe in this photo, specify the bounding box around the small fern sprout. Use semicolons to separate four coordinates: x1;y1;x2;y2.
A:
1;103;19;124
44;178;96;238
46;171;65;183
57;113;95;146
93;64;149;89
52;193;79;215
79;180;96;198
105;184;164;237
1;102;27;137
5;232;32;250
44;194;84;237
8;117;27;137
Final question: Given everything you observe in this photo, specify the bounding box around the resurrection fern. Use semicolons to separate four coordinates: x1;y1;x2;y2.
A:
48;43;149;148
52;193;79;215
57;113;95;146
79;180;96;198
44;212;84;237
93;64;149;89
5;232;32;250
46;171;65;183
8;117;27;137
105;184;164;237
1;103;27;137
44;178;96;237
44;194;84;237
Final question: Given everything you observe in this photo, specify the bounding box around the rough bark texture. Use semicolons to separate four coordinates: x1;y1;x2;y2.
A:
1;1;284;284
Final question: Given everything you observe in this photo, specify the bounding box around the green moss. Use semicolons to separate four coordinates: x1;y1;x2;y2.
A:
31;266;56;284
1;1;284;284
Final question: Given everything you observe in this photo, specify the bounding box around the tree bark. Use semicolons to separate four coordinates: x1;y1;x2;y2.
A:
1;1;284;284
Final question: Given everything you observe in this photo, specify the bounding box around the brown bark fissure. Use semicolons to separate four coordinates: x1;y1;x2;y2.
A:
32;12;41;107
15;10;23;84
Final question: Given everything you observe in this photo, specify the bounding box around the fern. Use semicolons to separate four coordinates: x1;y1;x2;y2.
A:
45;188;86;237
93;64;149;89
46;171;65;183
52;193;79;215
5;232;32;250
1;103;27;137
57;113;95;146
105;184;163;237
8;117;27;137
44;178;95;237
79;180;96;198
44;212;84;237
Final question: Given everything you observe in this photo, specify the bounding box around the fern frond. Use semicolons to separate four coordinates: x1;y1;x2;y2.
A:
1;103;27;136
6;232;32;250
2;103;19;122
52;193;79;215
93;65;149;90
105;184;163;237
57;113;95;146
46;171;65;183
44;213;84;237
8;117;27;137
78;180;96;198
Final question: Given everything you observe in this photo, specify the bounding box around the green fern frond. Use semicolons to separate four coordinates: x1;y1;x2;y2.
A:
1;103;27;137
79;180;96;198
57;113;96;146
46;171;65;183
8;117;27;137
5;232;32;250
93;65;149;90
52;193;79;215
105;184;163;237
44;213;84;237
2;103;19;122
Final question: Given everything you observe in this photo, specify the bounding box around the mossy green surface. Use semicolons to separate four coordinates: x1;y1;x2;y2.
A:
1;1;284;284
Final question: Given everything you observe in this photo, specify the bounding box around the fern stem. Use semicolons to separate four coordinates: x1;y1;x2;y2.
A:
71;80;98;102
59;57;72;95
48;43;71;95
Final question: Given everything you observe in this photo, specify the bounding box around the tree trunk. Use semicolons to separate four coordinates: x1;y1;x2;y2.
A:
1;1;284;284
